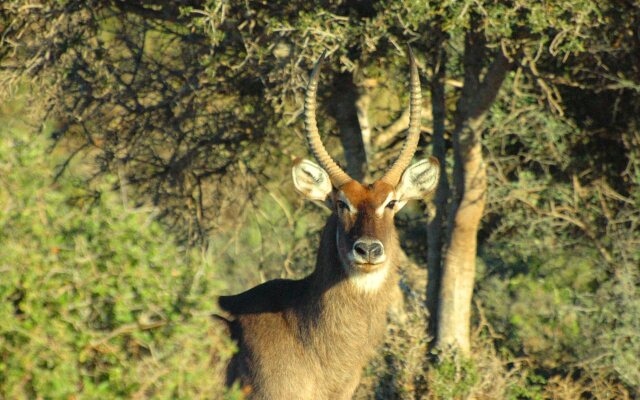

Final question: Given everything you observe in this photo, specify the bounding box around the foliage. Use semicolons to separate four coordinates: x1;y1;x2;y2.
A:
0;113;236;398
207;181;327;291
423;354;479;399
0;0;604;242
476;43;640;395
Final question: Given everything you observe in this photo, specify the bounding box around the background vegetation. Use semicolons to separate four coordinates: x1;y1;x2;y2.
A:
1;0;639;398
0;102;235;398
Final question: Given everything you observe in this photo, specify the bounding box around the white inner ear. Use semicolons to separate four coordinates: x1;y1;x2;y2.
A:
396;158;440;201
292;159;333;201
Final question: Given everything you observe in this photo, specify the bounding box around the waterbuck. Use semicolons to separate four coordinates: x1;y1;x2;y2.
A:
216;48;440;399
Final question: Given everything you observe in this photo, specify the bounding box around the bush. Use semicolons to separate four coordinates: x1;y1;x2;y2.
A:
477;245;639;398
0;123;234;398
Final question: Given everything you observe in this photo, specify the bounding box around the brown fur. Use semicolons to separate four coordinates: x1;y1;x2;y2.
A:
218;182;402;399
335;181;396;264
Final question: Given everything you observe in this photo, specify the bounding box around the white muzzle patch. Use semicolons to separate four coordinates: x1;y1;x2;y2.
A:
336;229;389;293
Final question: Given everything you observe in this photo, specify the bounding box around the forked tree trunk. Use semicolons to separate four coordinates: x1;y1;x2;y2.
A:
437;118;486;354
435;14;512;354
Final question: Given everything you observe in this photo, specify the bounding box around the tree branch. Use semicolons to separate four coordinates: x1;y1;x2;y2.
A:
373;105;432;149
471;49;512;119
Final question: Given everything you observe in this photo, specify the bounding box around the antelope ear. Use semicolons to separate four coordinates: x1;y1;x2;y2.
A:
292;159;333;202
396;157;440;201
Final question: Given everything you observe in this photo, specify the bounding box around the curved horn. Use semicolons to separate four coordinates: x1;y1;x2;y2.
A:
304;51;353;188
380;46;422;186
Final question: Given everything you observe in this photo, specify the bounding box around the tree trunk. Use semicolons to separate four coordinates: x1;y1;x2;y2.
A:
437;117;485;355
356;90;372;164
426;46;449;340
329;72;368;182
435;14;512;354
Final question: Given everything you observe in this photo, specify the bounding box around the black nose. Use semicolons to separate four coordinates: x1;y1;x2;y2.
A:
353;239;384;262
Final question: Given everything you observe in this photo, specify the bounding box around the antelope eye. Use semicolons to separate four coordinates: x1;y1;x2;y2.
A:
336;200;349;211
386;200;397;209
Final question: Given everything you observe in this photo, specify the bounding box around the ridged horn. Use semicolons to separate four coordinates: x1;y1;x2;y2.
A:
304;51;353;188
380;46;422;186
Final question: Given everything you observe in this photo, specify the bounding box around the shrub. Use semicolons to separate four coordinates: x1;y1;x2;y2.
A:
0;123;234;398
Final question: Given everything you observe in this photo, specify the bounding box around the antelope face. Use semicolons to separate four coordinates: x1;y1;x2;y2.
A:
335;180;396;270
292;158;440;274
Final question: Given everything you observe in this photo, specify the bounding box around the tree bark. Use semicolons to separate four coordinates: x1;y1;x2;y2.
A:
437;118;485;355
426;46;449;340
356;90;372;164
436;14;512;355
329;72;368;182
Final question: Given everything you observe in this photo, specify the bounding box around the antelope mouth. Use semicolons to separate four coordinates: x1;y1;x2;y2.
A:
352;261;386;273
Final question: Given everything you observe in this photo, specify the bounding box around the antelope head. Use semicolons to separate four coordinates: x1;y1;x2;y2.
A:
292;48;440;291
